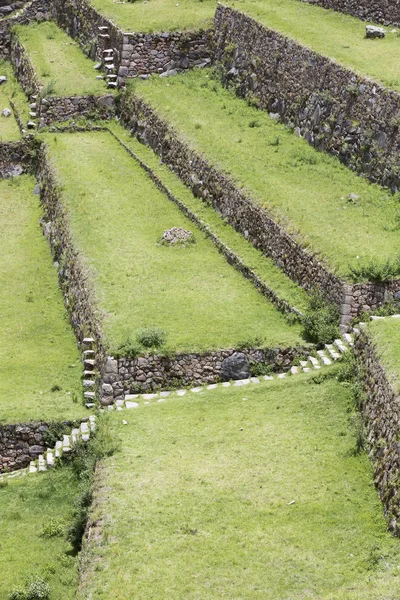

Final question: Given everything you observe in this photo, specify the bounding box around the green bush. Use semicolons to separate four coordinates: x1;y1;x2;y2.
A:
136;327;166;349
302;289;340;346
348;256;400;283
249;362;273;377
40;517;65;538
114;337;142;359
9;577;50;600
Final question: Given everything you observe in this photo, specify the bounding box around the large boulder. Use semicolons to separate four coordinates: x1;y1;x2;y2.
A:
221;352;249;381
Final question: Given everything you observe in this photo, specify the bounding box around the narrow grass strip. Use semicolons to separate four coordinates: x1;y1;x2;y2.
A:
0;60;27;140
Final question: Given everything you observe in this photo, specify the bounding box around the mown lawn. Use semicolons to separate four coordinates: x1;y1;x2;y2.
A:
14;21;107;97
0;176;85;424
0;60;27;140
366;318;400;392
0;467;79;600
108;121;310;313
134;70;399;279
78;373;400;599
43;130;303;354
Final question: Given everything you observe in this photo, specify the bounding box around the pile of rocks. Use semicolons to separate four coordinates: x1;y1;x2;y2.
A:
161;227;195;245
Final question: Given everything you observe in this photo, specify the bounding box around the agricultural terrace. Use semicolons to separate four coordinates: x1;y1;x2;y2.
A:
0;176;85;424
133;70;400;280
366;318;400;393
0;467;79;599
91;0;400;92
0;60;27;140
14;21;107;97
78;374;400;599
43;130;303;354
108;122;310;312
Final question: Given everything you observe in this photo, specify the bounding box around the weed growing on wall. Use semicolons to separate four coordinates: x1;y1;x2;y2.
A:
348;256;400;283
302;289;340;346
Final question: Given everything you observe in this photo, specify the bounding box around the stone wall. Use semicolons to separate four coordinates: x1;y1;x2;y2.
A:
301;0;400;26
52;0;211;86
118;92;400;323
354;326;400;535
0;0;50;58
0;421;50;472
102;345;310;401
213;5;400;193
9;34;40;97
38;94;115;126
0;138;35;177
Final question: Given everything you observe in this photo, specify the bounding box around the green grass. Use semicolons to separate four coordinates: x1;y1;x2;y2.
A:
366;318;400;392
134;70;400;279
42;130;303;354
14;21;108;97
230;0;400;92
0;467;79;599
90;0;215;33
107;121;310;312
0;60;28;140
78;373;400;599
0;175;85;424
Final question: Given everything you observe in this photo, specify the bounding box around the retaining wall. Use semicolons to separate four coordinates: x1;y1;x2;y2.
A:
0;421;50;472
354;325;400;535
118;92;400;322
213;5;400;193
0;138;35;177
0;0;50;58
301;0;400;26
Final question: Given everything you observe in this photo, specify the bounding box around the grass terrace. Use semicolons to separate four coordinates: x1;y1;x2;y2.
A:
0;467;79;599
0;176;85;424
14;21;107;97
90;0;215;33
133;70;400;280
43;130;303;354
108;121;309;312
78;373;400;599
0;60;28;140
366;318;400;393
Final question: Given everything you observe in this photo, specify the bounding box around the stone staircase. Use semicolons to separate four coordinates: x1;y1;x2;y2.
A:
97;26;118;89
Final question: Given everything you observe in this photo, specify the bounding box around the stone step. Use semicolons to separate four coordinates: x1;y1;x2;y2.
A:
83;379;95;387
83;337;95;345
342;333;353;345
325;344;341;360
334;339;348;353
84;359;95;369
38;455;47;472
83;350;95;358
317;350;332;365
104;56;114;62
290;366;299;374
103;48;113;55
62;435;71;453
107;82;118;89
46;450;54;467
71;428;80;444
98;26;109;31
84;370;96;377
89;415;96;431
84;391;95;400
29;461;37;474
308;356;320;368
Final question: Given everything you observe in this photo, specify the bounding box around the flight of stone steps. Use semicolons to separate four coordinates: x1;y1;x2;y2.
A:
102;334;354;412
96;26;118;89
0;415;96;483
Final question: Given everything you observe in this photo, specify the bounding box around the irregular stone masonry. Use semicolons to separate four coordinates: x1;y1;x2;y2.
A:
0;0;51;58
301;0;400;27
118;94;400;322
0;138;36;177
353;314;400;535
52;0;212;86
0;416;95;479
213;5;400;194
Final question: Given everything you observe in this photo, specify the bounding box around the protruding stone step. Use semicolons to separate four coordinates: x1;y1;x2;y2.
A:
98;26;109;31
55;440;62;458
334;339;348;353
308;356;320;368
29;111;37;118
89;415;96;431
125;401;139;409
317;350;332;365
38;455;47;472
325;344;341;360
277;373;286;379
46;450;54;467
29;461;37;474
84;359;95;369
80;422;90;441
103;48;113;55
207;384;218;390
62;435;71;453
191;387;202;393
290;366;299;375
142;393;158;400
83;350;95;358
176;389;187;396
222;381;231;387
343;333;353;345
107;82;118;89
250;377;260;384
84;391;95;400
160;391;171;397
83;337;95;345
84;370;96;377
83;379;95;387
234;378;250;386
99;34;110;40
104;56;114;62
71;428;80;444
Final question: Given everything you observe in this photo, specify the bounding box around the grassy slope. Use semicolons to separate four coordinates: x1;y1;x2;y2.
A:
90;0;215;33
366;319;400;392
108;121;309;312
14;21;107;97
78;374;400;599
43;131;303;353
0;61;23;140
90;0;400;92
0;176;85;424
0;467;78;599
134;70;399;278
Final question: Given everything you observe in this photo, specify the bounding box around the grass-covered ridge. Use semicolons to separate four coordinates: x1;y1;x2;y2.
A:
366;318;400;393
134;70;400;280
78;374;400;599
0;176;85;424
0;60;28;140
14;21;107;97
108;121;310;312
43;130;303;354
0;467;79;599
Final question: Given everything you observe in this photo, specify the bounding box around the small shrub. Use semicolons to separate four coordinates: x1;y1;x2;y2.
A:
236;336;263;350
249;362;273;377
40;517;65;538
136;327;166;349
0;479;8;488
373;296;400;317
9;576;50;600
348;256;400;283
302;289;340;346
50;384;61;392
248;119;260;128
114;337;142;359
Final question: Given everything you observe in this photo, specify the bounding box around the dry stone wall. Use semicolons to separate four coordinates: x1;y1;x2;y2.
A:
118;93;400;322
0;0;51;58
0;422;50;473
213;5;400;193
301;0;400;26
354;326;400;535
0;138;35;177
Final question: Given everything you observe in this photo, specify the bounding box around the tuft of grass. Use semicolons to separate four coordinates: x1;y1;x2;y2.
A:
78;375;400;599
134;70;399;278
42;130;303;354
14;22;108;97
0;176;85;424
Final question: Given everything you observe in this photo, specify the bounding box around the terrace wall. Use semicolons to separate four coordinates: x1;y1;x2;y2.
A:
354;325;400;535
0;138;35;177
103;345;310;401
52;0;212;86
0;0;50;58
301;0;400;27
213;5;400;194
118;93;400;323
0;422;50;472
